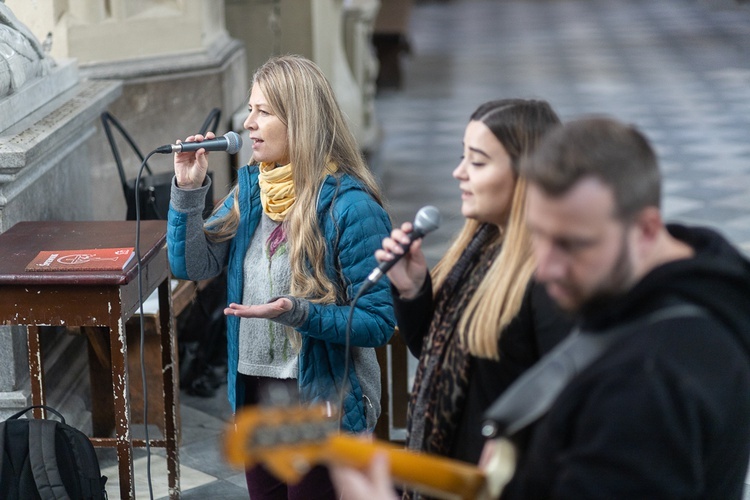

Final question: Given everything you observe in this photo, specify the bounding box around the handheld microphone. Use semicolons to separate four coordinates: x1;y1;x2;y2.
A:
155;131;243;155
364;205;441;289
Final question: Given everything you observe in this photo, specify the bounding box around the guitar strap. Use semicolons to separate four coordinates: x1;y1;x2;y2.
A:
481;302;708;438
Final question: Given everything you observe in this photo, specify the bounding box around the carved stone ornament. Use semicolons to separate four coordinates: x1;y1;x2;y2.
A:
0;2;52;98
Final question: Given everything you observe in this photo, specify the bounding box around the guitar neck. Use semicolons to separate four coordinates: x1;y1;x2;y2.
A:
225;404;514;499
326;435;490;500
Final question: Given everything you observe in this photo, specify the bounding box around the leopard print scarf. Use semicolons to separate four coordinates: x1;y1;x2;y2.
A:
405;224;500;469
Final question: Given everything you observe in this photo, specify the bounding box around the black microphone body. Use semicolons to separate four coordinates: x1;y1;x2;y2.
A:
367;227;428;284
363;205;441;290
156;131;243;154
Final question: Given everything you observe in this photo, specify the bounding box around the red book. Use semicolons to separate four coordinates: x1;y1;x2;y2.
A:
25;247;136;272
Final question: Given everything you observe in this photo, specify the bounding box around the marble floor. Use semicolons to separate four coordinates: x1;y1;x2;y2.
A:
97;0;750;497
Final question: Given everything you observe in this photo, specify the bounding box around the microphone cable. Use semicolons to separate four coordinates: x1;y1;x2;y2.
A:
126;111;223;498
336;283;368;433
133;149;159;500
335;206;440;433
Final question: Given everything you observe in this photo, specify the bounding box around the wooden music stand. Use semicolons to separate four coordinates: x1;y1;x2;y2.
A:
0;220;180;500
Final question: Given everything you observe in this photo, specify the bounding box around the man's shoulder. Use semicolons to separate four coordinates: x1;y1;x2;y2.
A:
574;309;750;407
595;305;742;361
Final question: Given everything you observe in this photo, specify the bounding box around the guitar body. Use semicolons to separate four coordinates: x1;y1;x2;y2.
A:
225;404;516;500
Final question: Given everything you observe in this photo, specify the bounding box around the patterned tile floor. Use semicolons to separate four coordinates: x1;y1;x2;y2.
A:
99;0;750;498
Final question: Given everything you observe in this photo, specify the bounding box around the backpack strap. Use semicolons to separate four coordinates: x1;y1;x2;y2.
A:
482;303;708;438
28;420;71;500
8;405;66;423
2;405;63;494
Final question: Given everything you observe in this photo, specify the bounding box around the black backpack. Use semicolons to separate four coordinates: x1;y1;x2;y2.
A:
0;405;107;500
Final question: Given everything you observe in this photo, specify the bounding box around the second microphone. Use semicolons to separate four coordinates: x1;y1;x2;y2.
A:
364;205;441;289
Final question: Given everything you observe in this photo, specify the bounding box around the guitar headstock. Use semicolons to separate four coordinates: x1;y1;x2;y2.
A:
225;403;339;483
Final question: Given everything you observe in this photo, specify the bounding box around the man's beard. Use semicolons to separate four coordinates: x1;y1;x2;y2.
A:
578;229;634;315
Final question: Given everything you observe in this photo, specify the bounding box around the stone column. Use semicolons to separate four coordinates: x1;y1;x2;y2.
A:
225;0;381;155
343;0;382;155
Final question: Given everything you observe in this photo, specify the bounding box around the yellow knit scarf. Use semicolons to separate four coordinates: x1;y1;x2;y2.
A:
257;161;339;221
258;162;295;221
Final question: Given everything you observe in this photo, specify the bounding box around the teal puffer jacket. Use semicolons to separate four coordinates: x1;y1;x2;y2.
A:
167;164;395;432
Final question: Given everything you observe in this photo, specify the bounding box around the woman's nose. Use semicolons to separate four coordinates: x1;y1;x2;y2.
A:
452;160;467;180
243;113;256;130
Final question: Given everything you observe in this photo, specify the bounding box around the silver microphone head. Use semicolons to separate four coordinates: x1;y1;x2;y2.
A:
224;131;243;155
413;205;441;236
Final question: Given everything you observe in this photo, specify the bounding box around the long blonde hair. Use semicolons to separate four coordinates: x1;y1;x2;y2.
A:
431;99;560;360
206;55;385;341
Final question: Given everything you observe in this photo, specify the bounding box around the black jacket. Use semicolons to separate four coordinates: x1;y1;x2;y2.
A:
394;277;572;464
502;225;750;499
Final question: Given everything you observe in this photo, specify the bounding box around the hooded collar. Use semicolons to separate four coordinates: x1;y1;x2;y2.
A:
579;224;750;357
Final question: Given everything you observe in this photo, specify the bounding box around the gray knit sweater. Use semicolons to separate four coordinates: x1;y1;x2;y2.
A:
237;214;297;379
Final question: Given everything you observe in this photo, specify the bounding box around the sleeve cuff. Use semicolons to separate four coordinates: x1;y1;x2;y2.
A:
170;175;212;213
271;295;310;328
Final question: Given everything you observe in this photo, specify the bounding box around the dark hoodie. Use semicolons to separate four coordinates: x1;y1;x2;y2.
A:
502;224;750;500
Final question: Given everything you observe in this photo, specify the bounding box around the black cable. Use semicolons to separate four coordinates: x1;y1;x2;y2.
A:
111;107;221;498
134;150;158;500
337;284;368;433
